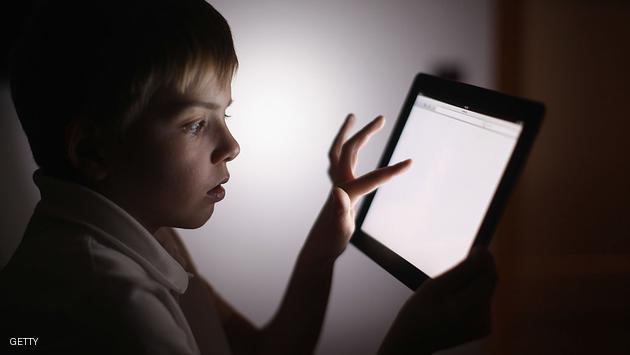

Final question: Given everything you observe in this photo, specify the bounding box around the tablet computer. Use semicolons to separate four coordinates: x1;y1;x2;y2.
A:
350;73;544;290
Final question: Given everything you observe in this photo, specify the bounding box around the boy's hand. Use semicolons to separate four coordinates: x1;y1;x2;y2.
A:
301;114;412;266
379;249;498;355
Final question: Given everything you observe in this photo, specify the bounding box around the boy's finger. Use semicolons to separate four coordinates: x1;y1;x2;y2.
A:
328;114;356;164
431;248;496;293
452;266;497;309
343;159;412;198
345;115;385;153
339;115;385;174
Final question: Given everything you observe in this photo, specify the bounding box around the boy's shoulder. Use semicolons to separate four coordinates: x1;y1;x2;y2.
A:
0;212;193;354
4;171;188;298
2;210;158;299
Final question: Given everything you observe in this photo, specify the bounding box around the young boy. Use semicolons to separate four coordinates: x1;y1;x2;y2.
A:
0;0;497;354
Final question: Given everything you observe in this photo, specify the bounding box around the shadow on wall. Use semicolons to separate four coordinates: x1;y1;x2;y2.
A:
0;1;40;268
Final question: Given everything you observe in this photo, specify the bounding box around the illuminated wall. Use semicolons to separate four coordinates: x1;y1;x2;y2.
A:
181;1;494;354
0;1;493;354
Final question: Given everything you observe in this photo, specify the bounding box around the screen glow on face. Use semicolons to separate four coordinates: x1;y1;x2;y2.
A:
362;95;522;277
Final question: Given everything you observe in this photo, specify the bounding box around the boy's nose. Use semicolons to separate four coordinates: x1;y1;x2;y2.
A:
211;129;240;164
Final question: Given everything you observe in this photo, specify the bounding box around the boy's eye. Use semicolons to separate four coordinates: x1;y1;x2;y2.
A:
184;120;207;135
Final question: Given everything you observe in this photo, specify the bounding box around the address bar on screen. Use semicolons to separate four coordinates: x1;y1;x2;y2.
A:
434;106;484;127
434;106;519;136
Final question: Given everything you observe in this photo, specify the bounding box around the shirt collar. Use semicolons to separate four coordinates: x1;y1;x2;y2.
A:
32;169;190;294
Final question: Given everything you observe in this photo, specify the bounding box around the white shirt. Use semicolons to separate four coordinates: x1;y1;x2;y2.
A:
0;170;231;355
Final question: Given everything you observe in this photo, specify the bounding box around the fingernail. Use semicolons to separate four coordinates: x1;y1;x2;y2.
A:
398;159;412;169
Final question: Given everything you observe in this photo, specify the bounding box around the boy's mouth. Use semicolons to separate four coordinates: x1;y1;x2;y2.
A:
207;184;226;202
206;175;229;202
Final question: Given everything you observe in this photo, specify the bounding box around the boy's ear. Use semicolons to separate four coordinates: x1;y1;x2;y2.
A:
65;118;109;183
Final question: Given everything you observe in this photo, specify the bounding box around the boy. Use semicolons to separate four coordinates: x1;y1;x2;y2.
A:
0;0;496;354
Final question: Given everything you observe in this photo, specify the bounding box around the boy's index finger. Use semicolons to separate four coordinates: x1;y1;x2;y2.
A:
343;159;412;198
329;113;355;163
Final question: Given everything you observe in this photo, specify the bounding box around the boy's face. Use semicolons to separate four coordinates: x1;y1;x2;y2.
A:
100;75;239;234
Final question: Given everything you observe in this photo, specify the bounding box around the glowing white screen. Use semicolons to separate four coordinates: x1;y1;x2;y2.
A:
362;95;522;277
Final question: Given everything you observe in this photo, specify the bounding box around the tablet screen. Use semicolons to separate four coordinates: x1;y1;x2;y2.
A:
362;94;523;277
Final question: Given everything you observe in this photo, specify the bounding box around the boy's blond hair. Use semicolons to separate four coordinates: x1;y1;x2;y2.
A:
10;0;238;179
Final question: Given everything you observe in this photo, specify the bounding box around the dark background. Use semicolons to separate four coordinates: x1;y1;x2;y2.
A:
1;1;629;354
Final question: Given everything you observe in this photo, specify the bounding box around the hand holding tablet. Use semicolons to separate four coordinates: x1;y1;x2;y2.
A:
379;248;497;355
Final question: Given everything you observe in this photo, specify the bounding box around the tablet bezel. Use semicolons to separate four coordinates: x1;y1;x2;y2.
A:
350;73;544;290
